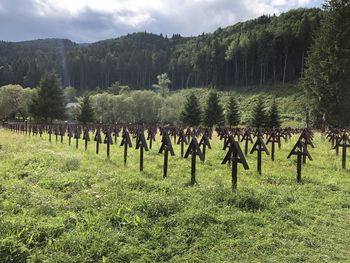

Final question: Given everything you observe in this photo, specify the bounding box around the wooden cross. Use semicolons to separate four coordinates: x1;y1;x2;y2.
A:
83;127;90;151
170;128;178;144
185;128;193;142
48;126;52;142
299;129;315;164
288;139;313;182
147;127;157;149
159;131;175;178
74;126;81;149
177;129;188;158
266;130;279;161
120;129;132;165
94;127;102;154
250;136;270;175
59;125;65;144
222;139;249;190
241;130;254;155
112;126;120;145
136;130;149;172
54;126;59;142
104;128;114;159
184;137;204;185
333;133;350;169
199;130;211;162
67;126;73;146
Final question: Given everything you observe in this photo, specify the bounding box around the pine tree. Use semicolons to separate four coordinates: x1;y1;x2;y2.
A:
204;91;225;127
181;93;202;126
226;96;240;127
301;0;350;127
78;96;94;124
250;96;268;128
29;72;66;123
268;101;281;128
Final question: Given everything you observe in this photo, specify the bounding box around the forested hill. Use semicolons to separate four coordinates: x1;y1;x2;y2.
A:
0;8;322;92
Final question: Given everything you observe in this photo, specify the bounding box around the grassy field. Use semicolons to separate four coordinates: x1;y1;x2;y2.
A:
0;128;350;262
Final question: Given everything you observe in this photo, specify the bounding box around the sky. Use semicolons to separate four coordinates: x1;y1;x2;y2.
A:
0;0;323;43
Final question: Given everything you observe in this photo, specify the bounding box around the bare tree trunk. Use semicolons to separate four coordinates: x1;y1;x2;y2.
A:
283;50;288;85
186;73;191;89
235;57;239;85
301;49;305;76
245;56;248;86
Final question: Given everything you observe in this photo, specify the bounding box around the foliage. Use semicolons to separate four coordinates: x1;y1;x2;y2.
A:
250;96;268;128
131;90;163;124
268;101;281;128
181;93;202;126
90;93;134;124
29;72;66;123
0;9;323;91
63;86;77;103
159;94;186;125
152;73;171;97
226;96;240;126
107;82;130;95
204;91;225;127
0;84;36;120
77;96;94;124
85;84;305;127
301;0;350;127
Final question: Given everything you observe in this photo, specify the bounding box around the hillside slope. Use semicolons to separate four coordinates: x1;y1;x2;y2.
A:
0;8;322;91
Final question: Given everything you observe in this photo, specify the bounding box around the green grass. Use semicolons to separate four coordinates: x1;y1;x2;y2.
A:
0;129;350;262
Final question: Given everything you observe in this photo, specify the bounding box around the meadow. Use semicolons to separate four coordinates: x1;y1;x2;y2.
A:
0;128;350;262
174;83;306;127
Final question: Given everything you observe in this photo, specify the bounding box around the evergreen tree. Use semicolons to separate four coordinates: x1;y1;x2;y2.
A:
204;91;225;127
226;96;240;126
268;101;281;128
250;96;268;127
29;72;66;123
302;0;350;127
78;96;95;124
181;93;202;126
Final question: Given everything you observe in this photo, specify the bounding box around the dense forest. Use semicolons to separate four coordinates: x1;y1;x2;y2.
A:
0;8;322;92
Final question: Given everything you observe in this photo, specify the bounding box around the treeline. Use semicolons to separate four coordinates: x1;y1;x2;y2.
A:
0;8;322;92
0;73;281;128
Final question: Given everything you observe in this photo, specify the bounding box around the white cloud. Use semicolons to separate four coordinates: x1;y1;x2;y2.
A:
0;0;323;42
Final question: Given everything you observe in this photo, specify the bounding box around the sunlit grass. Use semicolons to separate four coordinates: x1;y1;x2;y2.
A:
0;129;349;262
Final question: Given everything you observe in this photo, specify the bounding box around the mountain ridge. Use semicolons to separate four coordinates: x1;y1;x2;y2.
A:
0;8;323;91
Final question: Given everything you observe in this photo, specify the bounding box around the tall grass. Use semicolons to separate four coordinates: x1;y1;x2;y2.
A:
0;129;349;262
